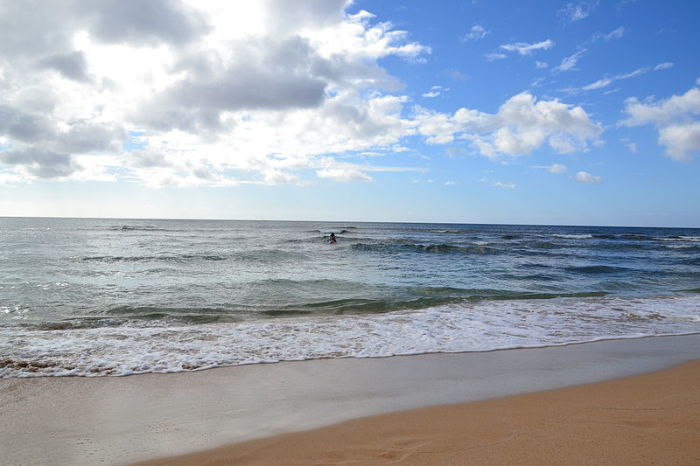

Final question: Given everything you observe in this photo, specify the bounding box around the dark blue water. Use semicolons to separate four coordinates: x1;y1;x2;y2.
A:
1;218;699;376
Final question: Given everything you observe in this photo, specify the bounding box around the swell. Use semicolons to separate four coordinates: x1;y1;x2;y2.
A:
352;242;498;255
78;249;310;264
56;288;612;325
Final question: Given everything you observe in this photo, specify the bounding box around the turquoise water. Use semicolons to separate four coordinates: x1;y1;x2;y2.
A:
1;217;699;376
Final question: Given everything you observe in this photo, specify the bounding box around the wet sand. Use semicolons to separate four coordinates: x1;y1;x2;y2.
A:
1;335;699;465
139;359;700;465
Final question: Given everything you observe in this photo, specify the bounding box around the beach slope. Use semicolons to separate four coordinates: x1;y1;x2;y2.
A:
1;335;699;465
140;359;700;465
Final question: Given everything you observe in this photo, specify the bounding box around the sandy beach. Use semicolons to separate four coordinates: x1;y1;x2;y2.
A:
2;335;700;465
140;359;700;466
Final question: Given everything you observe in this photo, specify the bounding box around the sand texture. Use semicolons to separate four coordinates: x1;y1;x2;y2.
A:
140;359;700;465
2;335;699;465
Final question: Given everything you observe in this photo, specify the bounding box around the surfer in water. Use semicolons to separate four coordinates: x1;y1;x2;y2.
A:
329;232;337;244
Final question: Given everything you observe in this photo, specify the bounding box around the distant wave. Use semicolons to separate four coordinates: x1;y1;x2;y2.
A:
81;254;227;263
79;249;309;264
110;225;172;232
352;242;496;255
564;265;630;274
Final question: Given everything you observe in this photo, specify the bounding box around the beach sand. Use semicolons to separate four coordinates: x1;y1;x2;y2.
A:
2;335;699;465
140;359;700;466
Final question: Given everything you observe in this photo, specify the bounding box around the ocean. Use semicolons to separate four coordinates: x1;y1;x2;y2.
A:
1;217;699;377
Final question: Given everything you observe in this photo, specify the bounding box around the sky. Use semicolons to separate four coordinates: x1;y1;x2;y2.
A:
0;0;699;226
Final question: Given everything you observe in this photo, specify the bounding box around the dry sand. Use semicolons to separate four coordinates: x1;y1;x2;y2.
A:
140;360;700;466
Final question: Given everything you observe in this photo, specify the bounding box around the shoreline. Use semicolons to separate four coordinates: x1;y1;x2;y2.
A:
139;359;700;465
1;334;699;465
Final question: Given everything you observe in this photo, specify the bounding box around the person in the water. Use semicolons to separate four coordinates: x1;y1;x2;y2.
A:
329;233;336;244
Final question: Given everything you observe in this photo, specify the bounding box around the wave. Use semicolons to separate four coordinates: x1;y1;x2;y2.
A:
564;265;630;274
664;236;700;242
427;229;464;234
6;293;699;377
352;242;496;255
103;306;242;324
92;288;614;321
680;257;700;266
81;254;227;263
79;249;310;264
110;225;172;232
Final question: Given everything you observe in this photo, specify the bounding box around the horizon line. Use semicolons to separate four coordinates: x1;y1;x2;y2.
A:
0;215;698;230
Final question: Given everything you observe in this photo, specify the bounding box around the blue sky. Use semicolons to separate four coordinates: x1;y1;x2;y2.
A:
0;0;699;226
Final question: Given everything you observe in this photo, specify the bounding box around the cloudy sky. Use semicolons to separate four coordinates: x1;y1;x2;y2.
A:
1;0;699;226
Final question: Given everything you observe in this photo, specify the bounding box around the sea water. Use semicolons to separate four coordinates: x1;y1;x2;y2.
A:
1;217;699;377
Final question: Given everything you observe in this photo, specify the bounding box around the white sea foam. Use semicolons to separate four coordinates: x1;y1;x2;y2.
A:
552;234;593;239
2;294;699;378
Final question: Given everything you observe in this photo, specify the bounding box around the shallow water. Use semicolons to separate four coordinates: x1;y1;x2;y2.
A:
1;217;699;376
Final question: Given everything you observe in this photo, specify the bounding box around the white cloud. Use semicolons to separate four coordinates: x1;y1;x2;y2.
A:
620;138;638;153
548;163;567;173
316;167;373;182
422;85;447;98
559;1;599;23
583;67;646;90
657;123;700;161
416;92;602;158
0;172;24;185
535;61;549;69
575;171;601;183
621;84;700;161
593;26;625;41
443;180;456;185
463;25;489;41
493;181;516;189
0;0;433;186
581;63;672;91
448;69;469;81
554;49;586;72
654;62;674;71
500;39;554;56
485;52;507;61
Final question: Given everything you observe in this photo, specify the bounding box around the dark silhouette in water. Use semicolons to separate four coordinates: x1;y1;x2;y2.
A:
329;233;337;244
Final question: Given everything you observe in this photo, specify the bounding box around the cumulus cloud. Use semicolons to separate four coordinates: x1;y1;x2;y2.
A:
416;92;602;158
500;39;554;56
575;171;601;183
40;51;90;82
548;164;567;173
422;85;447;98
0;0;434;186
621;84;700;161
0;146;77;178
83;0;208;46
